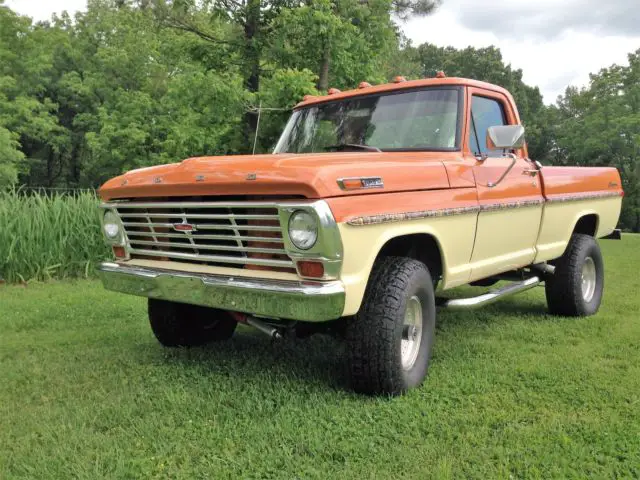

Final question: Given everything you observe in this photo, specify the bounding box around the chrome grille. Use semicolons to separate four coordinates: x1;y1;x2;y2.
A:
109;201;293;269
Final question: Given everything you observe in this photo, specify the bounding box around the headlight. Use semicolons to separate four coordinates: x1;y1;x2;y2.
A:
103;210;121;240
288;210;318;250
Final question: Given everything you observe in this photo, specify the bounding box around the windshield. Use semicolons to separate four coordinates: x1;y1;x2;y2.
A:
274;88;460;153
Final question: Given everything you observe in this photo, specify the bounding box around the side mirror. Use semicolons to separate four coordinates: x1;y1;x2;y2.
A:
486;125;525;150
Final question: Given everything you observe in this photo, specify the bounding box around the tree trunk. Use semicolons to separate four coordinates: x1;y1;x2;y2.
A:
70;139;81;185
317;42;330;91
47;146;55;187
242;0;261;152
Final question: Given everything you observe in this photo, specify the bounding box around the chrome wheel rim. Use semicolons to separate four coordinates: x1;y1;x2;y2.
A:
401;295;423;371
581;257;597;302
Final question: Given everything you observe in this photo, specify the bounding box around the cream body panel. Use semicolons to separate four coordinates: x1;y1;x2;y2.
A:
468;205;543;281
338;213;478;316
534;196;623;263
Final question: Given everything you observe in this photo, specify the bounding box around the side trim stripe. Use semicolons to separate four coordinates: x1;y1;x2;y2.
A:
478;198;543;213
347;205;480;226
545;191;622;204
347;191;621;226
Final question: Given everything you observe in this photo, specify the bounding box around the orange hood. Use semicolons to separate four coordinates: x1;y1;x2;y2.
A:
99;152;454;201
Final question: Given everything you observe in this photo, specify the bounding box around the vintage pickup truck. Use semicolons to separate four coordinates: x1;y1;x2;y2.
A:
98;75;623;395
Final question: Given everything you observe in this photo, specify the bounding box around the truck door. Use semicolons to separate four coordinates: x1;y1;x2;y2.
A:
467;89;544;281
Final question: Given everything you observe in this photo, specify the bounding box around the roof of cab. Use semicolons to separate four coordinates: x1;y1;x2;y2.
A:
294;77;513;109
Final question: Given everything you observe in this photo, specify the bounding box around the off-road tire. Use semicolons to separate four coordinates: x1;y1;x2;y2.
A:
545;234;604;317
148;299;237;347
345;257;436;395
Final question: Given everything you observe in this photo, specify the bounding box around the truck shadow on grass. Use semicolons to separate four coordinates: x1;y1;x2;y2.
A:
154;330;351;393
148;299;552;394
436;300;551;325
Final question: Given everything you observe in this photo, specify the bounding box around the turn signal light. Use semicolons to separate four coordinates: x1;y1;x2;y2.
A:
340;178;364;189
358;81;372;89
112;246;126;258
327;88;341;95
393;76;406;83
337;176;384;190
297;261;324;278
436;71;446;78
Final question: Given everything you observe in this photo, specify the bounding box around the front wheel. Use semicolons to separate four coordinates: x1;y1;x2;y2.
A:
345;257;436;395
148;299;238;347
545;234;604;317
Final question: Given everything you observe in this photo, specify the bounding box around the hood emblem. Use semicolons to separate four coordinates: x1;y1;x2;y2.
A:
153;177;162;184
246;173;257;181
195;175;205;182
173;223;196;233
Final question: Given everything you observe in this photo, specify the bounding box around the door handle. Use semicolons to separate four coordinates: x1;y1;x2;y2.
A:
523;169;539;176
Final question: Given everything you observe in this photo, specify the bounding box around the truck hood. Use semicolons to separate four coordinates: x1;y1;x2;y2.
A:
99;152;453;201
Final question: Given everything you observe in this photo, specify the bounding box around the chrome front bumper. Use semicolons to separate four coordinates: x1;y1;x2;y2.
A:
97;262;345;322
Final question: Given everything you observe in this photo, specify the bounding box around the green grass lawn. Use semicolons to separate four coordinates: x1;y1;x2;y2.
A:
1;238;639;479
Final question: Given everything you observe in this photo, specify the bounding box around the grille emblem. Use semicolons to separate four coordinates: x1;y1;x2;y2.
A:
173;223;196;233
246;173;257;180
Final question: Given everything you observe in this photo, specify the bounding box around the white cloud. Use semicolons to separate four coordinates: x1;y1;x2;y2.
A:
402;0;640;103
5;0;87;22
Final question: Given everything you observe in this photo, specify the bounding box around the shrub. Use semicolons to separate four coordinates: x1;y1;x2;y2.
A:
0;189;111;283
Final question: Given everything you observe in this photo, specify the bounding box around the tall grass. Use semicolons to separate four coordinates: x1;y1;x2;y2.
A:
0;189;111;283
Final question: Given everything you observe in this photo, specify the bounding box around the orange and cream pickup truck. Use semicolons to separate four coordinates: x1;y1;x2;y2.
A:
97;75;623;395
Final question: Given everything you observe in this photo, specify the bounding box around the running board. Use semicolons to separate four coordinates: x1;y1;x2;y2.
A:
438;276;541;311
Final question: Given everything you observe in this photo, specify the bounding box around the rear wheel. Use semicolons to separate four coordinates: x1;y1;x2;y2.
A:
545;234;604;316
148;299;237;347
345;257;436;395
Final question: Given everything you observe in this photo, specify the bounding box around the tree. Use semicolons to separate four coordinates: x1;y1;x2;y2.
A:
268;0;439;92
0;4;67;186
0;126;24;186
552;50;640;231
151;0;298;149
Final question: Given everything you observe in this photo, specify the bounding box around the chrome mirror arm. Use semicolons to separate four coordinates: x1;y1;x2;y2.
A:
486;153;517;188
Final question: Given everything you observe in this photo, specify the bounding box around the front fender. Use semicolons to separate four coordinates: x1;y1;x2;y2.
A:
327;189;479;316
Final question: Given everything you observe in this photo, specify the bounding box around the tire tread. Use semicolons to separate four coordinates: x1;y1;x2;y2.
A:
545;234;604;317
346;257;434;395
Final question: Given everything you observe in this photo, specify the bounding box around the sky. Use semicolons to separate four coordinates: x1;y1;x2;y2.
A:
6;0;640;104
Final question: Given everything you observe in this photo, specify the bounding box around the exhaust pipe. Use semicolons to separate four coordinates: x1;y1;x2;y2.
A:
246;316;283;340
439;276;541;311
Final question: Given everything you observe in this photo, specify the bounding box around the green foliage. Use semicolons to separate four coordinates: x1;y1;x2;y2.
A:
257;68;319;151
1;236;640;477
267;0;397;89
550;50;640;231
0;189;111;282
0;127;24;186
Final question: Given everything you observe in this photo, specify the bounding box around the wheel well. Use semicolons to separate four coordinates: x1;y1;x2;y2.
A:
573;214;599;237
375;234;443;282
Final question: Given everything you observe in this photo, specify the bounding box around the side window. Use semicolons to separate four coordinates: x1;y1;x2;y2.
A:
469;96;507;156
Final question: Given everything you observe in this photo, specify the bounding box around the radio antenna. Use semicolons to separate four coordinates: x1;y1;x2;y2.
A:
252;100;262;155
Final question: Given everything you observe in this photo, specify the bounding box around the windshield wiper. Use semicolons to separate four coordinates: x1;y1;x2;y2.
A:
324;143;381;152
